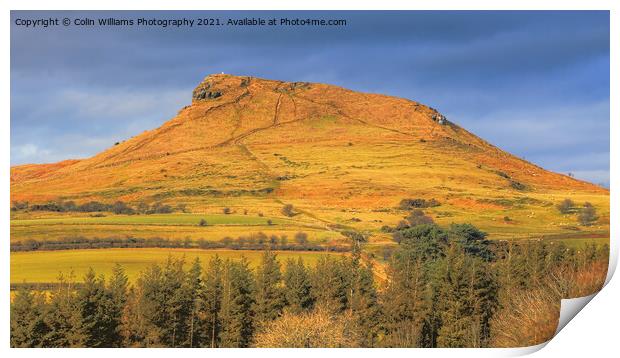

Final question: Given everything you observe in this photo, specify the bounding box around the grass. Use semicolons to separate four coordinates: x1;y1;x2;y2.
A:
11;213;292;226
11;248;342;284
547;236;609;249
10;211;347;244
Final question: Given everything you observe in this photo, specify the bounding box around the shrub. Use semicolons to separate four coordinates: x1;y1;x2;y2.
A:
557;199;575;214
78;201;109;212
380;225;394;233
199;219;208;226
254;307;355;348
405;209;434;226
10;201;29;211
294;232;308;245
30;202;65;212
495;170;510;179
112;201;135;215
398;198;440;210
578;203;598;226
281;204;296;217
137;202;150;214
149;202;173;214
509;180;526;191
395;220;409;231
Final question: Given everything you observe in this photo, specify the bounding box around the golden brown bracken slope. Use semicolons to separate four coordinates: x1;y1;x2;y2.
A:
11;74;609;238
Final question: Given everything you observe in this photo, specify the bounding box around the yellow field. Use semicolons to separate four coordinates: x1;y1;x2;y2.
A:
10;248;342;284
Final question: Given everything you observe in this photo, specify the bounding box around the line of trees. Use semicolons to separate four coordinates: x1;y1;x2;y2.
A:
10;221;609;348
11;200;175;215
10;232;349;253
10;252;377;348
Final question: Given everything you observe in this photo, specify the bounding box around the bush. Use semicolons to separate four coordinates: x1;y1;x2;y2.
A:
398;198;440;210
495;170;510;179
149;202;173;214
112;201;135;215
557;199;575;214
294;232;308;245
254;307;355;348
509;180;526;191
405;209;434;226
78;201;109;212
10;201;29;211
30;202;65;212
199;219;208;226
578;203;598;226
380;225;394;233
282;204;296;217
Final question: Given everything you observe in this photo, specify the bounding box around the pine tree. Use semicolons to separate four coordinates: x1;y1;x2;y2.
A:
283;258;313;313
161;256;192;347
349;258;380;347
434;242;498;348
107;263;128;347
43;272;84;347
434;247;474;348
120;286;144;347
10;286;49;347
135;263;167;346
184;258;204;347
254;251;284;324
381;225;447;347
203;255;223;347
76;268;116;347
220;258;256;347
447;223;493;261
311;256;349;312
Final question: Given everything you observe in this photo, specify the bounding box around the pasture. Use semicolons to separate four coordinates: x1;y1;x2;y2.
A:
11;248;342;285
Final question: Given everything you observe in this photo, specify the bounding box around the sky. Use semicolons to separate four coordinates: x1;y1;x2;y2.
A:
10;11;610;187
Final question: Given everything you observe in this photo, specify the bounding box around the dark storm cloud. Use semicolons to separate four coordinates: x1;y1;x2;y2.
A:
10;10;609;186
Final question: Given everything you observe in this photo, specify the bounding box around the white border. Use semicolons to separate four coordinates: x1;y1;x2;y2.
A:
2;1;617;357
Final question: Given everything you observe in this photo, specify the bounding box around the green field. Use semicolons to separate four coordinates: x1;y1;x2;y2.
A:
10;248;342;284
11;213;298;227
10;212;347;244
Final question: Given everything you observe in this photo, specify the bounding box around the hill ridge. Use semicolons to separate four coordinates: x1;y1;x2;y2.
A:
11;74;606;208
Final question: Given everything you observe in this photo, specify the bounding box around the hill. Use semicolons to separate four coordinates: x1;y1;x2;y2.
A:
10;74;609;240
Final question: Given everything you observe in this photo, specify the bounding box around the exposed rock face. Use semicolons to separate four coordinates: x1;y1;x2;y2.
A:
192;79;222;101
193;89;222;100
191;75;228;101
432;112;448;125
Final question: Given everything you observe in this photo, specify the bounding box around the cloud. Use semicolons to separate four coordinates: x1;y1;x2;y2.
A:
12;144;52;164
570;170;610;187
